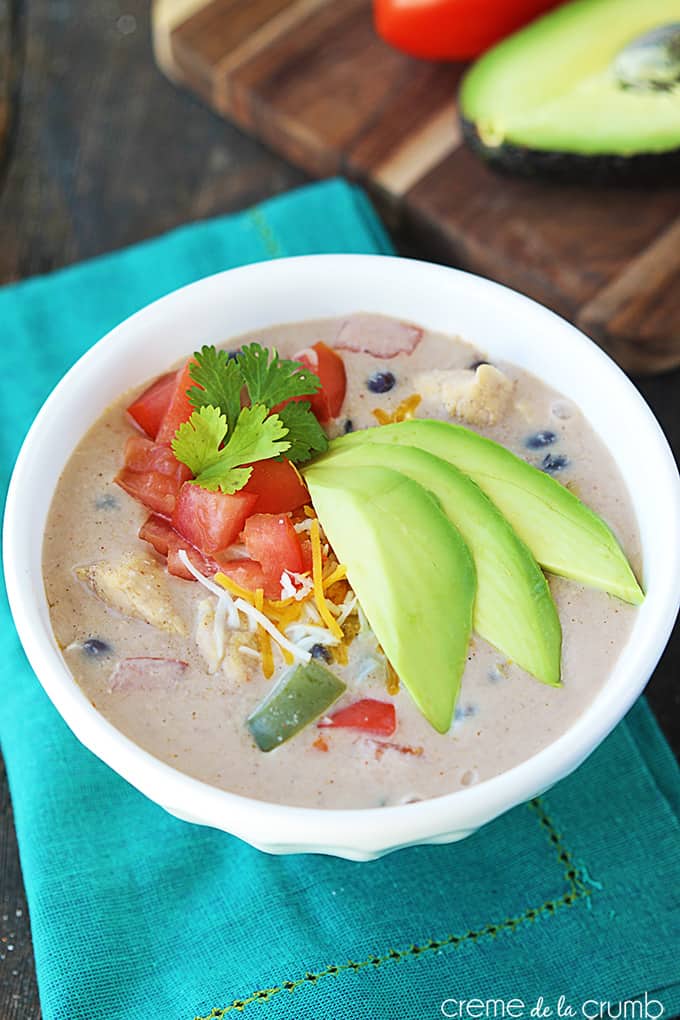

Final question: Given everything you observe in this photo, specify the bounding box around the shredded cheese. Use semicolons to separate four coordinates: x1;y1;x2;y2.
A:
233;597;311;663
336;596;357;627
238;645;261;661
271;603;304;629
279;572;297;600
373;393;422;426
279;571;313;602
214;572;257;606
310;519;343;640
322;564;347;590
280;570;314;602
285;623;341;648
177;550;238;628
191;542;358;676
180;555;318;673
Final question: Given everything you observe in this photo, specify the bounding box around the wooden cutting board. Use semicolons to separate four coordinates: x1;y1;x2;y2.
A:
153;0;680;374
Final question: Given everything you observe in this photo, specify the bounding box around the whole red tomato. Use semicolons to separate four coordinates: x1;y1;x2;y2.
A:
373;0;563;61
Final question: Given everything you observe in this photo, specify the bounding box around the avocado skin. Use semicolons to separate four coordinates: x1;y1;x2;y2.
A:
461;117;680;185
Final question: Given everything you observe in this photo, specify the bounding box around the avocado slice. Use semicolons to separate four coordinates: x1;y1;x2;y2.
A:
303;465;476;733
315;442;562;686
331;420;643;605
460;0;680;182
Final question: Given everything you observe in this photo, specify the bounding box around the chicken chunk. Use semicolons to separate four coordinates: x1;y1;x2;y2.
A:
222;631;260;682
75;554;186;635
195;597;224;674
415;364;514;426
195;597;259;680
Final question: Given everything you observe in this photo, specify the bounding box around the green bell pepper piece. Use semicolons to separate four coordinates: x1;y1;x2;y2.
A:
247;660;346;752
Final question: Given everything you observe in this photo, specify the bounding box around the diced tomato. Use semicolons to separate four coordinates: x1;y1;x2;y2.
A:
243;513;304;599
138;513;217;580
318;699;397;736
109;657;188;692
335;314;422;359
116;471;180;517
166;534;217;581
296;342;346;422
172;482;258;555
275;342;347;423
126;372;177;439
214;557;266;593
242;458;310;514
121;436;188;477
299;537;313;573
139;514;175;556
115;436;192;516
155;360;196;446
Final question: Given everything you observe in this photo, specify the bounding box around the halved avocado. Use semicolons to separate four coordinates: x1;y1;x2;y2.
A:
330;420;644;606
312;442;562;687
303;465;476;733
460;0;680;182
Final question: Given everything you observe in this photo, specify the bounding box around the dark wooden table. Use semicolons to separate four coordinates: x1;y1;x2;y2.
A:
1;3;677;1016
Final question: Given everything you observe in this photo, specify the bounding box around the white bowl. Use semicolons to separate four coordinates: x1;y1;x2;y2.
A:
4;255;679;860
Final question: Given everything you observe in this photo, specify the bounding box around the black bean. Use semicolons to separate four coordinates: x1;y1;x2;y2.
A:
343;419;354;434
227;348;242;361
525;430;558;450
310;643;332;663
82;638;112;657
367;371;396;394
95;494;119;510
541;453;570;474
454;702;478;720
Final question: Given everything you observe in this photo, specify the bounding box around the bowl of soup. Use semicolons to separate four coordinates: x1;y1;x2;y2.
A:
4;255;679;859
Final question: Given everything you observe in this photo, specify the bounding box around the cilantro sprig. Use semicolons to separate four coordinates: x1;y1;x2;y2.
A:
276;401;329;463
187;346;242;433
235;343;320;407
172;405;290;494
173;343;329;493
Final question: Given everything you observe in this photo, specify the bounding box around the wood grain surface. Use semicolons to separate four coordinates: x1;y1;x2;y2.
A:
154;0;680;375
0;2;678;1016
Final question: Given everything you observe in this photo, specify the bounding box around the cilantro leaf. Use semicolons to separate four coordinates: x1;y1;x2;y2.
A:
236;343;321;408
172;404;291;494
276;401;329;463
214;404;290;472
187;346;243;433
171;405;228;477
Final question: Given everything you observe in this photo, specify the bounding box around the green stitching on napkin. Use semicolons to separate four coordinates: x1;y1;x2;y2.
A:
194;795;596;1019
247;209;285;259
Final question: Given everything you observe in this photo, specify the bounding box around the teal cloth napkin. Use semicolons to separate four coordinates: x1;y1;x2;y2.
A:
1;179;679;1020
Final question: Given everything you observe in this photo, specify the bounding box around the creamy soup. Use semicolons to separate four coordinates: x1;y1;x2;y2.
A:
43;315;641;808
